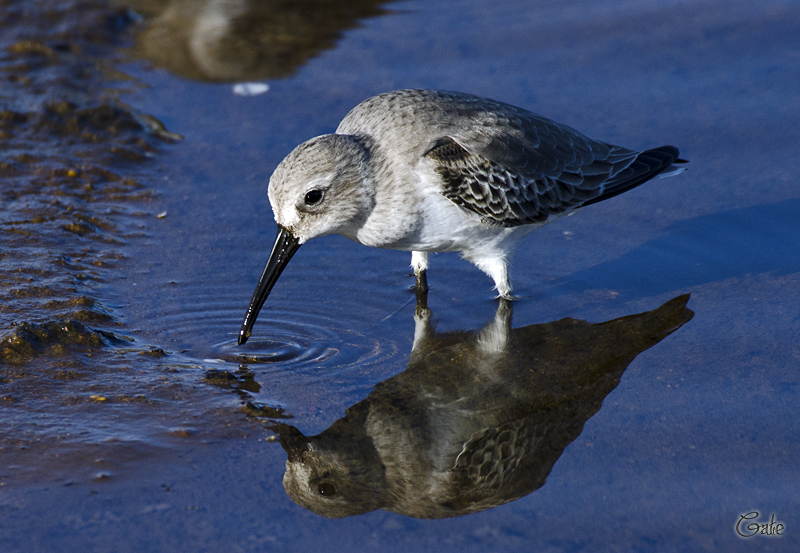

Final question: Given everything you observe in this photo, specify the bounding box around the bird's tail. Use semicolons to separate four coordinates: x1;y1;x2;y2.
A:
583;145;687;207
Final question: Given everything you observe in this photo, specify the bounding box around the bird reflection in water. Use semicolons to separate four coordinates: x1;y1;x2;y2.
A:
124;0;390;82
272;294;693;518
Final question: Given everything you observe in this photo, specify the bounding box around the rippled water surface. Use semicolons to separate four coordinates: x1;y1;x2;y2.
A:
2;0;799;551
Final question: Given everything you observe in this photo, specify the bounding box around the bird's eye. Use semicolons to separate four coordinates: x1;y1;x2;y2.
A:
304;189;323;206
317;482;337;496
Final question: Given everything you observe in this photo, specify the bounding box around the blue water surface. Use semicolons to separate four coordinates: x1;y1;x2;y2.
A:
2;0;798;552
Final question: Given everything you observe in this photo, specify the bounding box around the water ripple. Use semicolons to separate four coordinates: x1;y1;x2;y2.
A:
147;287;408;380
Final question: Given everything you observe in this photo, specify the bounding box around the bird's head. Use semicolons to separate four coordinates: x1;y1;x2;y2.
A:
269;133;375;243
238;134;375;345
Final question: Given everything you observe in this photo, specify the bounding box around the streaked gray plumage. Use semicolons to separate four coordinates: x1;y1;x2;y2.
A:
239;89;685;344
339;89;678;228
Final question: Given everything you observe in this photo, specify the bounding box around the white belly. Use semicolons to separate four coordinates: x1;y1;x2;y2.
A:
351;161;545;257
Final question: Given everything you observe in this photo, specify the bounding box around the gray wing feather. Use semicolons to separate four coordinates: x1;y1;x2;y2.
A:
424;102;677;227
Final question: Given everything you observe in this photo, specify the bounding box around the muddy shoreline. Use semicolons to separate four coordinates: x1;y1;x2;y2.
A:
0;0;266;490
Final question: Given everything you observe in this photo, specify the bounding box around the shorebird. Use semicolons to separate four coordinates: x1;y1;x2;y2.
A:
238;89;685;345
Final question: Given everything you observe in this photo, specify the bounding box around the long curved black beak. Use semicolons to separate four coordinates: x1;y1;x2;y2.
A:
238;226;301;345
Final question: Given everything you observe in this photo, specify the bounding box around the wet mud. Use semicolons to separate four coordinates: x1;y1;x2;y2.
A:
1;1;165;334
0;0;251;484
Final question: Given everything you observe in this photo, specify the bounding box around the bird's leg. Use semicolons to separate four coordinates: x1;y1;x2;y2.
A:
490;265;514;300
463;252;515;299
411;252;430;316
410;251;429;294
416;270;429;294
412;285;432;354
415;275;428;312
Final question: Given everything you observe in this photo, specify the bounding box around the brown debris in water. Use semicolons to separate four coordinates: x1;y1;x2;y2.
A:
0;319;128;365
0;0;179;331
243;400;293;419
0;2;267;490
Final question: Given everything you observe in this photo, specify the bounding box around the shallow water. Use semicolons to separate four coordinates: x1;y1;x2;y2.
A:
1;0;799;551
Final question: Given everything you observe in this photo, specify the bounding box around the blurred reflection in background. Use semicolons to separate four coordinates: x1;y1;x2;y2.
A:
121;0;391;81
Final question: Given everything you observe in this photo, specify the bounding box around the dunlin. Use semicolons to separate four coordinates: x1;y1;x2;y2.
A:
239;89;685;344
